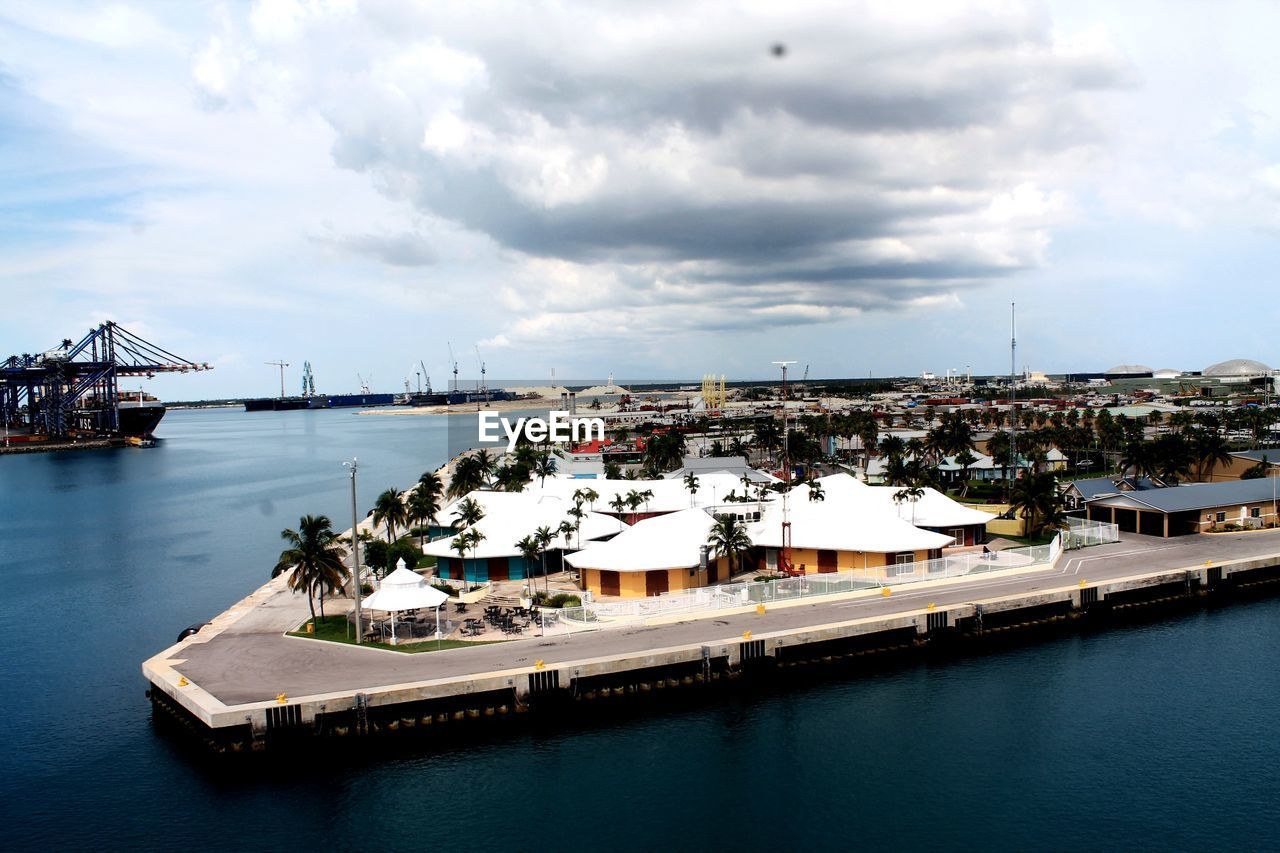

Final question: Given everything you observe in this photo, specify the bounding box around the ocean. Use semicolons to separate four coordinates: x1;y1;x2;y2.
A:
2;406;1278;850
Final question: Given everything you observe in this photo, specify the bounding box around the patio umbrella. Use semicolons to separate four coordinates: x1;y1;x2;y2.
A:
362;559;449;643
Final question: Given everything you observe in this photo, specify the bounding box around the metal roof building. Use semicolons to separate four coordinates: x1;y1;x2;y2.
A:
1084;478;1280;536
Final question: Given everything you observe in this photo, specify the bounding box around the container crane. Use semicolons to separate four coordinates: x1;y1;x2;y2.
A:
420;360;431;393
1;322;211;437
475;345;489;407
447;342;458;394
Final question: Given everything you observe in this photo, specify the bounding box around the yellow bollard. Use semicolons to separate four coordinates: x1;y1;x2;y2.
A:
756;603;766;615
926;602;936;611
276;693;288;704
306;622;315;634
534;659;545;670
743;630;752;640
177;676;189;687
1079;579;1087;587
881;587;892;597
1205;560;1213;567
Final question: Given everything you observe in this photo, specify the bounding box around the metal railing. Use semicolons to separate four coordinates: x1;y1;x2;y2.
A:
541;517;1122;634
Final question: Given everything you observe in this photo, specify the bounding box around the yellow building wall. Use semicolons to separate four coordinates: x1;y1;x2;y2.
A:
787;547;932;575
580;558;730;598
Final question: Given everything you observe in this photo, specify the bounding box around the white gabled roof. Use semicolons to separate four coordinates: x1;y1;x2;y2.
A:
566;508;716;572
424;491;625;559
750;497;953;553
865;486;996;528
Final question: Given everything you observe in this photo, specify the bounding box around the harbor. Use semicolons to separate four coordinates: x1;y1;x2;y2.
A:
144;526;1280;751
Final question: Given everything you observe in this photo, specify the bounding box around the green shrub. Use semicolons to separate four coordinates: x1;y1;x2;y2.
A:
432;582;457;596
532;591;582;608
417;553;437;569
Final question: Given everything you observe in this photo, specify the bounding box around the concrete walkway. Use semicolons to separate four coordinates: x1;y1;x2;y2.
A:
166;530;1280;706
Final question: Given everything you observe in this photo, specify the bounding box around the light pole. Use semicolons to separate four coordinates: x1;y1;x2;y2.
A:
343;458;364;644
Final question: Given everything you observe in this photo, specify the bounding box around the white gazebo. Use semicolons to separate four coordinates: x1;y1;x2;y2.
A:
361;559;449;643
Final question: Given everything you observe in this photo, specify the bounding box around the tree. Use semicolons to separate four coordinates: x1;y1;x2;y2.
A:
363;539;390;576
609;494;628;517
603;460;622;479
417;470;443;501
533;452;558;486
1192;429;1234;482
406;487;441;549
1241;454;1270;480
566;504;586;549
273;515;350;622
1008;471;1066;539
808;481;825;502
893;486;925;524
954;449;978;497
573;487;600;510
454;496;485;531
707;514;753;577
372;488;406;543
494;462;530;492
448;455;487;499
516;535;541;590
683;472;700;506
534;525;555;593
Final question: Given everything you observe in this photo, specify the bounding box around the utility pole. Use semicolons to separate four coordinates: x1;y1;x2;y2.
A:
266;360;289;399
773;360;797;576
343;458;363;644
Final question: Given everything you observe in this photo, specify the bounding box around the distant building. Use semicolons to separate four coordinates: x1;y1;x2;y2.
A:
1084;479;1280;536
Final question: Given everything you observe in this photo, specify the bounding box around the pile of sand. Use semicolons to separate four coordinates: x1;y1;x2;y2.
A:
504;385;568;398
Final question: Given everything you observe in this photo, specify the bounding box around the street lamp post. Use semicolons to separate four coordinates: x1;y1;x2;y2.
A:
343;457;363;644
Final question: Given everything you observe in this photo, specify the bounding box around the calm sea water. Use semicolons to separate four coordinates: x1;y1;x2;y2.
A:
2;408;1279;851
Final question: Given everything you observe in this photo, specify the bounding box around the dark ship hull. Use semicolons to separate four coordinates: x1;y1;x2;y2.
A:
117;402;166;437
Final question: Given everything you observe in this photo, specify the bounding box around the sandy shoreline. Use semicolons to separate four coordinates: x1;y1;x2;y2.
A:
353;397;562;416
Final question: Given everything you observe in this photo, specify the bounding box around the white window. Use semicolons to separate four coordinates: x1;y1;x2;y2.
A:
950;528;965;546
895;553;915;565
765;549;778;570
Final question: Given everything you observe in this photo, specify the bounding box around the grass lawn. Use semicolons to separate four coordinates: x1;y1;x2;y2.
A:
288;615;503;654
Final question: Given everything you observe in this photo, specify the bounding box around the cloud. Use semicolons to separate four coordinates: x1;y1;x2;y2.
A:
319;230;438;266
181;0;1128;348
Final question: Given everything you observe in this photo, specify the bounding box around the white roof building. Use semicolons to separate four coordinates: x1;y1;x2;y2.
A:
424;491;626;559
565;509;716;572
750;492;954;553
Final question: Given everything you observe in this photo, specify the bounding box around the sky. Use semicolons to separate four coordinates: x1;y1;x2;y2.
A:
2;0;1279;400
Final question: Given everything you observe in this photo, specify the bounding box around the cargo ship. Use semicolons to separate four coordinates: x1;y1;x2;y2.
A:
71;392;167;437
243;393;396;411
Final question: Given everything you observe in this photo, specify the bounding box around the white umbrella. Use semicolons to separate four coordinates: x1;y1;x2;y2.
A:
362;559;449;643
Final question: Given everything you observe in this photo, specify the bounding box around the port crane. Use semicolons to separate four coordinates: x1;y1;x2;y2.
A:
266;361;290;399
475;345;489;407
447;342;459;394
357;373;371;394
301;361;315;397
1;322;211;437
420;361;431;393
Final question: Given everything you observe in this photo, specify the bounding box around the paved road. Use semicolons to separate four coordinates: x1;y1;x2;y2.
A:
169;531;1280;705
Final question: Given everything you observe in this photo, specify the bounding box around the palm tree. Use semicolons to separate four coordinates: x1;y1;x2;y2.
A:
707;514;753;577
454;496;485;531
893;485;925;524
608;494;628;517
683;472;700;506
372;488;406;543
566;504;587;549
1193;429;1234;482
954;449;977;497
534;525;555;593
473;449;498;484
625;489;644;523
417;470;443;501
447;455;487;499
465;528;486;587
572;486;600;510
516;535;541;591
1008;471;1066;539
406;487;441;549
808;481;825;502
449;533;469;585
273;515;350;622
533;452;558;486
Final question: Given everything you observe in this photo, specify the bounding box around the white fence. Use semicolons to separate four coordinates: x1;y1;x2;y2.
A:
540;517;1121;634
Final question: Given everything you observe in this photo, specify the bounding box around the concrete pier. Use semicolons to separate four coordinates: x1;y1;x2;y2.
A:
144;530;1280;750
